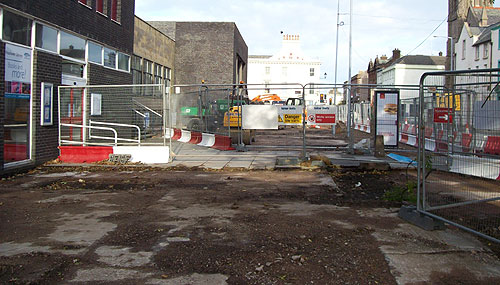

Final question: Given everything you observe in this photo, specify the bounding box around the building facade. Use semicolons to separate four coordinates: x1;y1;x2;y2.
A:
247;34;322;105
0;0;135;174
150;21;248;92
377;55;446;99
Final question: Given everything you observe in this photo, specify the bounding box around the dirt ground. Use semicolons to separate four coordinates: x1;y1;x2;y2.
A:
1;164;499;284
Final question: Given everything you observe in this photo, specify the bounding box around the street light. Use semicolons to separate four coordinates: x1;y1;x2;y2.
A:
434;35;454;71
334;0;344;106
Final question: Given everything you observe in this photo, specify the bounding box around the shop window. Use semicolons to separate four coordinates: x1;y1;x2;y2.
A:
88;42;103;64
310;68;315;76
35;23;57;52
60;31;86;61
117;52;130;72
2;10;32;46
104;47;116;68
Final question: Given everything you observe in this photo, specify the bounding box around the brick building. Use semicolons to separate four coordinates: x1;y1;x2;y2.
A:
0;0;135;174
150;21;248;92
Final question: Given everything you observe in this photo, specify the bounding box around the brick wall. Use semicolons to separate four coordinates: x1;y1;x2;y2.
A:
173;22;236;87
88;63;132;85
32;50;62;164
1;0;135;54
233;24;248;83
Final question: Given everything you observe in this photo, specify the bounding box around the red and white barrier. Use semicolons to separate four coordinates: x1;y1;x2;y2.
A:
178;130;192;143
165;128;235;151
59;145;170;164
198;133;216;147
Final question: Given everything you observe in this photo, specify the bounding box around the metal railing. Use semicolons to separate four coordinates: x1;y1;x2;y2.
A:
60;123;118;146
89;120;141;145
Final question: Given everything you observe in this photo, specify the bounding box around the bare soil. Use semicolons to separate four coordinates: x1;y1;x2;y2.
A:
0;164;499;284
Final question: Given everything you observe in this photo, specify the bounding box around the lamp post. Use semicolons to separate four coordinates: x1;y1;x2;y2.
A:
334;0;344;105
434;35;454;71
347;0;353;153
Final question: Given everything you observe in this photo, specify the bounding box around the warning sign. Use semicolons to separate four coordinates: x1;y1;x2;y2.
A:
278;106;303;126
306;106;336;126
284;114;301;124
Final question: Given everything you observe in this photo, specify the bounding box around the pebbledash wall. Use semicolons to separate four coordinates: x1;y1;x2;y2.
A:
0;0;135;175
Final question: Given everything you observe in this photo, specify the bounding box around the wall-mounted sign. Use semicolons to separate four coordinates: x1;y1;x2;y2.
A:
40;83;53;126
433;108;453;123
91;93;102;116
375;90;399;147
306;106;336;125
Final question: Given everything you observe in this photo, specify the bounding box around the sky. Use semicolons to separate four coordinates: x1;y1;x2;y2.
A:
135;0;499;84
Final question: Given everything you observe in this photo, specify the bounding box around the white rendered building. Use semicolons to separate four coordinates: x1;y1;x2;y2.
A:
247;34;323;105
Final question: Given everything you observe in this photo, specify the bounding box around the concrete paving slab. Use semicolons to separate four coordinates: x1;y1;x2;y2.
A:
201;161;228;169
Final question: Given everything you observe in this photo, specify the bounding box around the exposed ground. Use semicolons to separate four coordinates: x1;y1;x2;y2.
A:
1;165;499;284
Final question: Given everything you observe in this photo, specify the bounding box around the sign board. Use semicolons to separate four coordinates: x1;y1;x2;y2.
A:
278;106;303;126
91;93;102;116
5;44;31;100
433;108;453;123
242;105;278;129
306;106;336;126
375;90;399;147
41;83;53;126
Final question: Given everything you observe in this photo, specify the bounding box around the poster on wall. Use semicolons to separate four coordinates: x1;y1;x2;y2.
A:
5;43;32;98
278;106;303;126
375;90;399;147
41;83;53;126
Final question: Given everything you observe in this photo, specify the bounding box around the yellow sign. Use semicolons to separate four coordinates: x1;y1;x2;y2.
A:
436;93;461;111
278;115;283;122
284;114;302;124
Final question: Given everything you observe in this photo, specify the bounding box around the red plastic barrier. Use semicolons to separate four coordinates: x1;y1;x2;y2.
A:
425;127;433;138
212;135;235;151
436;130;448;152
402;124;410;134
410;125;416;135
189;132;202;144
400;134;409;144
461;133;472;153
171;129;182;140
484;136;500;156
58;146;113;163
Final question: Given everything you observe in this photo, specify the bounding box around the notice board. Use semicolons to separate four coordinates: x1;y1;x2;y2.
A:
374;90;399;147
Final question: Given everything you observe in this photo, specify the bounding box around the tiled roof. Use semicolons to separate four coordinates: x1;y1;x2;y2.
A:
391;55;446;66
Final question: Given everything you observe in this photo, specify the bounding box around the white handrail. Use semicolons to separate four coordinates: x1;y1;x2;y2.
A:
89;120;141;145
61;123;118;146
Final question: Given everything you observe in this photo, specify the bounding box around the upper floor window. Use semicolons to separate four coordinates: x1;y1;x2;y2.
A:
78;0;93;8
462;40;466;60
265;66;270;75
104;47;116;68
310;68;315;76
60;31;86;61
111;0;121;23
118;52;130;72
35;23;58;53
484;43;489;59
475;46;479;60
2;10;32;46
88;41;103;64
282;67;287;77
96;0;107;14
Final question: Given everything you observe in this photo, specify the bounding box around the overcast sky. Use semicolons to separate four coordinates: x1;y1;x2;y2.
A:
135;0;500;84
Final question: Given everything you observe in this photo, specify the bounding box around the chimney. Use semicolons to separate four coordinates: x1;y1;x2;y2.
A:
380;55;388;61
392;48;401;60
439;51;443;56
480;7;488;27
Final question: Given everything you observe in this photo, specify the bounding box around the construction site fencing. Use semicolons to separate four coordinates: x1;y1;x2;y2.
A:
58;84;166;147
417;69;500;243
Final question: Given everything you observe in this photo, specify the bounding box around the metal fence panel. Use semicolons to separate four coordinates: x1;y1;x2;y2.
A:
418;69;500;243
59;84;165;146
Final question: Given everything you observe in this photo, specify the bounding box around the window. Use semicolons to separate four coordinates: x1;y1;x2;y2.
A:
475;46;479;60
60;31;86;61
62;60;84;78
131;56;142;84
88;42;103;64
265;66;270;75
282;67;287;77
117;52;130;72
310;68;315;76
484;43;489;59
96;0;107;14
35;23;58;52
309;83;314;94
79;0;93;7
2;10;32;46
111;0;121;22
462;40;466;60
103;47;116;68
144;60;153;84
